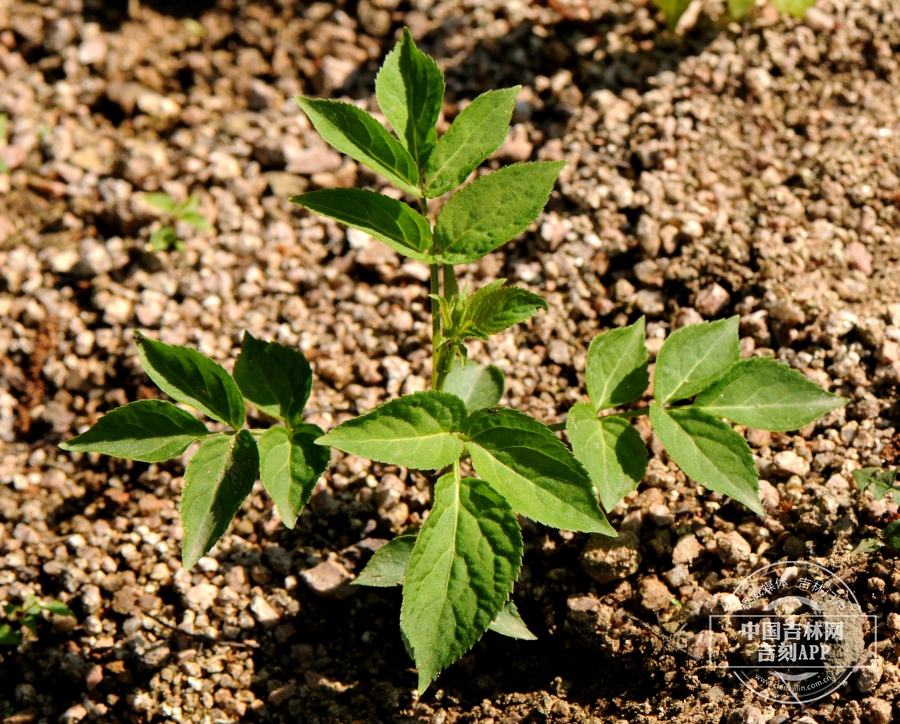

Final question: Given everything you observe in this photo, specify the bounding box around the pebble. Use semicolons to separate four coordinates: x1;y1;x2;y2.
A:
581;530;642;584
637;577;672;611
715;531;752;565
184;583;219;612
855;653;884;693
773;450;810;476
672;534;704;565
300;560;354;597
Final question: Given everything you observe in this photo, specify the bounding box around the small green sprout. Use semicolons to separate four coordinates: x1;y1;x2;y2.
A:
654;0;817;30
0;596;75;645
143;193;213;252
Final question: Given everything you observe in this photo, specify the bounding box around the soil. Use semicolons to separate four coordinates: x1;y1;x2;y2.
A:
2;0;900;723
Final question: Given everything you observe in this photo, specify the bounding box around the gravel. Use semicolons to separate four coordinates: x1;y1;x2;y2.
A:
2;0;900;722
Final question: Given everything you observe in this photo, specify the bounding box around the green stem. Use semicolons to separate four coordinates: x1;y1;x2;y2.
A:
422;194;442;390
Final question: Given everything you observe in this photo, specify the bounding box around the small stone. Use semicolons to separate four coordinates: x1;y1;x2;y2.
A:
51;248;80;274
744;68;772;97
59;703;88;724
804;7;835;32
855;653;884;693
263;171;307;197
861;697;892;724
264;546;293;575
647;504;674;527
715;531;752;565
286;147;342;175
727;705;764;724
136;91;181;118
103;297;133;326
250;595;281;626
300;560;354;597
85;664;103;691
77;37;107;65
581;530;641;584
773;450;810;476
268;682;296;706
695;283;731;317
142;646;171;667
702;592;742;615
672;534;704;565
846;241;874;276
184;583;219;612
663;564;690;588
638;577;672;611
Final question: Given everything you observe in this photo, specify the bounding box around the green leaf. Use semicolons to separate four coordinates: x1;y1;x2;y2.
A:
442;358;505;413
884;522;900;551
39;600;74;617
461;280;547;338
0;624;21;646
488;601;536;640
772;0;815;18
653;317;740;405
694;358;847;432
181;430;260;569
649;404;762;515
432;161;566;265
137;337;246;429
60;400;210;462
464;408;615;534
728;0;757;19
652;0;693;29
401;471;522;693
291;189;432;263
424;87;520;198
567;403;647;511
353;534;417;587
233;332;313;428
852;538;882;555
295;97;421;196
852;468;900;504
376;28;444;170
179;211;213;232
148;225;177;252
586;317;649;412
144;192;176;213
317;391;466;470
258;424;329;529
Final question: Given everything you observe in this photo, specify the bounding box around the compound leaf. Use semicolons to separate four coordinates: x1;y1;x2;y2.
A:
354;534;417;587
650;404;762;515
60;400;210;462
291;189;432;263
586;317;649;412
488;600;536;640
464;408;615;535
694;358;847;432
258;424;330;529
317;391;466;470
461;280;547;337
376;27;444;170
137;337;246;429
181;430;259;569
567;403;647;511
233;332;313;428
424;87;520;198
401;472;521;693
653;317;740;405
442;358;505;413
295;97;421;196
432;161;565;265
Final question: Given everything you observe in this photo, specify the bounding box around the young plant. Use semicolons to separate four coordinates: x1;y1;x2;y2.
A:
60;28;845;695
143;192;213;252
0;596;75;645
655;0;816;29
851;467;900;554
